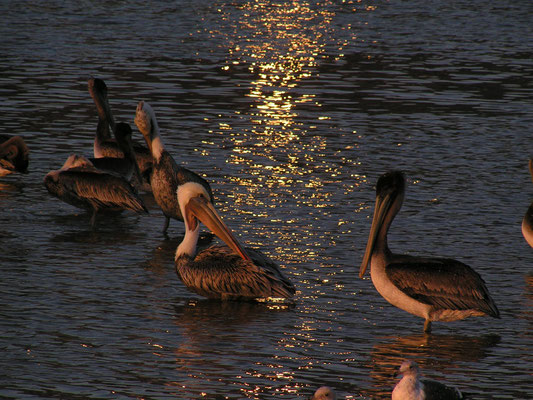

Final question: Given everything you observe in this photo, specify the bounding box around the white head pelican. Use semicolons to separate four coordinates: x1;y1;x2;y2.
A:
44;154;147;226
392;359;463;400
88;77;152;189
174;181;295;300
359;171;500;332
135;100;213;234
521;159;533;247
309;386;337;400
0;135;29;176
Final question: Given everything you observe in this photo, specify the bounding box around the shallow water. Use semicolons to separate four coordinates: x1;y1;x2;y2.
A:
1;0;532;399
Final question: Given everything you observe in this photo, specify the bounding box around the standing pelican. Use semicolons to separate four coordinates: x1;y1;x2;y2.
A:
88;77;152;188
135;100;213;233
89;122;143;184
392;360;464;400
174;181;295;300
521;159;533;247
0;135;29;176
44;154;147;226
359;171;499;332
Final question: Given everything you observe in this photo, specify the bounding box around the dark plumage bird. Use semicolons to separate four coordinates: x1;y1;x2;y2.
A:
134;100;213;233
0;135;29;176
44;154;147;226
89;122;143;184
392;359;464;400
174;181;295;300
521;159;533;247
359;171;499;332
88;77;152;189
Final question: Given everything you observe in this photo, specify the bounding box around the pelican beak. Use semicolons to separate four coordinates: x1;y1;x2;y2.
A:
359;192;392;278
134;101;153;153
186;196;252;262
88;78;115;132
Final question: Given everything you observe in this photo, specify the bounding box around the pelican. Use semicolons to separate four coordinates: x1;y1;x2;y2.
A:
44;154;147;226
359;171;500;332
174;181;295;300
89;122;143;184
135;100;213;233
521;159;533;247
88;77;152;188
0;135;29;176
392;359;463;400
309;386;337;400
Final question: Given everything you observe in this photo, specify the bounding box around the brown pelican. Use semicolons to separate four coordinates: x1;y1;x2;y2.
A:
134;100;213;233
392;360;463;400
521;159;533;247
174;181;295;300
89;122;143;184
359;171;499;332
44;154;147;226
88;77;152;188
0;135;29;176
309;386;337;400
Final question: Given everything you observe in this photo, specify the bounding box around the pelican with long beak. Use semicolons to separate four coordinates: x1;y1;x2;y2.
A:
0;135;29;176
135;100;213;233
44;154;147;226
88;77;152;189
521;159;533;247
359;171;499;332
174;181;295;300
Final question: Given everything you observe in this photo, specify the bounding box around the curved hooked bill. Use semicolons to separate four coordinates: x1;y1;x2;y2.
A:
359;192;393;278
185;195;252;262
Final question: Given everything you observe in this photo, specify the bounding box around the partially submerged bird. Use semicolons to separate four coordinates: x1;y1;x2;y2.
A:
521;159;533;248
44;154;147;226
392;359;463;400
88;77;152;188
174;181;295;300
0;135;29;176
309;386;337;400
135;100;213;233
359;171;499;332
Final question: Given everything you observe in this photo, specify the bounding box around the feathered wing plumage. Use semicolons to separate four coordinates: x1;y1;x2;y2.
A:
176;246;295;300
386;256;500;317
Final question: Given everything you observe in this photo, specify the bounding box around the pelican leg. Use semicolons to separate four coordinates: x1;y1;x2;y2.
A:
90;209;98;227
424;319;432;333
162;216;170;233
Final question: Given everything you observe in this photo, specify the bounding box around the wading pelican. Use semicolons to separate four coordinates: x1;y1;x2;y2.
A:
88;77;152;188
89;122;143;184
521;159;533;247
0;135;29;176
392;360;463;400
135;100;213;233
309;386;337;400
174;181;295;300
359;171;499;332
44;154;147;226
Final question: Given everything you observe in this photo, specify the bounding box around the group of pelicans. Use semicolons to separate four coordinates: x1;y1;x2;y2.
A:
3;77;532;399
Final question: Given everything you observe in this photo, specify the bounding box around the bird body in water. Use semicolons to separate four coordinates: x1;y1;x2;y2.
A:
135;100;213;233
359;171;499;332
174;181;295;300
392;359;463;400
0;135;29;176
521;159;533;247
88;77;152;189
44;154;147;226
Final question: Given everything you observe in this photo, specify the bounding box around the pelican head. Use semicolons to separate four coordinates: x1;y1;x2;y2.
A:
176;182;251;262
309;386;337;400
134;101;163;159
88;77;115;131
359;170;406;278
394;359;420;378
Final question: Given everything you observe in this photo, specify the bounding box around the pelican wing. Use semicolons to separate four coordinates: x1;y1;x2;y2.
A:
60;170;148;213
177;245;295;300
386;256;499;317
